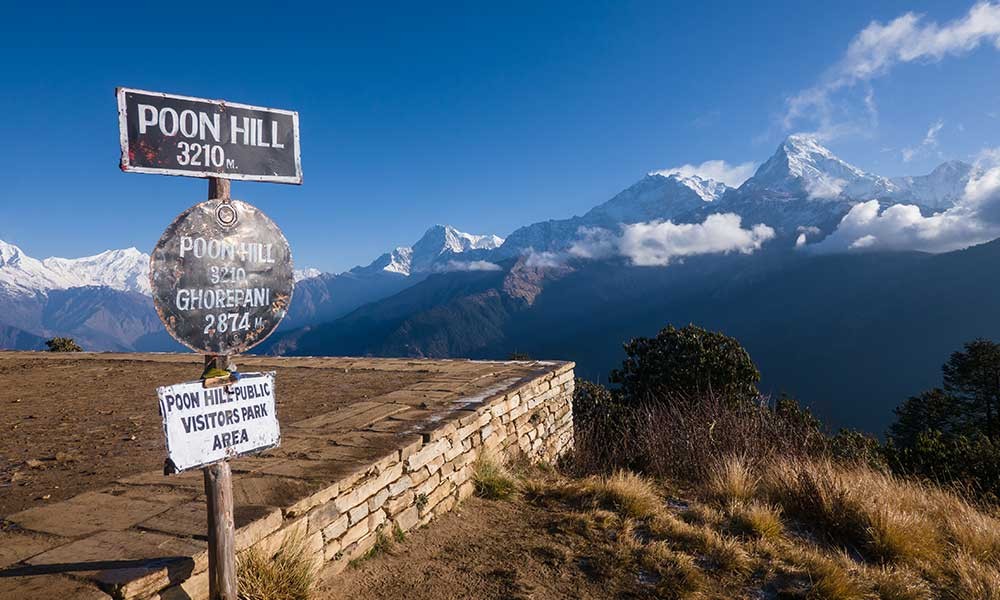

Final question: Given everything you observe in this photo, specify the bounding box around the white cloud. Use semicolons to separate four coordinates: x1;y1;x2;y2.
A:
784;2;1000;134
651;160;756;188
568;227;618;260
523;250;565;269
795;226;822;248
619;214;775;266
439;260;502;272
811;148;1000;253
902;119;944;162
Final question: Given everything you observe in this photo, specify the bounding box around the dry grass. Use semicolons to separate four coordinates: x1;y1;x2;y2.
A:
703;454;759;505
492;453;1000;599
871;566;934;600
637;541;706;598
586;471;662;519
728;500;784;541
472;453;518;500
943;553;1000;600
238;535;315;600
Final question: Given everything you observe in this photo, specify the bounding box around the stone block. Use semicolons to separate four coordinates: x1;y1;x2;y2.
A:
321;514;349;543
394;506;419;532
334;462;403;513
348;503;369;526
388;475;412;497
340;518;369;548
415;472;440;497
385;491;414;516
406;439;449;471
368;487;390;511
155;569;208;600
307;501;342;534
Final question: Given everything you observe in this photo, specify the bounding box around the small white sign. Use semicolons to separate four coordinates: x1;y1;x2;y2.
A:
157;372;281;472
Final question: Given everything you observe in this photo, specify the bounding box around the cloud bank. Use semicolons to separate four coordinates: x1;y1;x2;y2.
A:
567;214;775;267
812;150;1000;253
439;260;502;272
651;160;756;188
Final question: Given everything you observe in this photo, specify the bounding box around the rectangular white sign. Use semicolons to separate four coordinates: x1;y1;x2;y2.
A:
157;372;281;472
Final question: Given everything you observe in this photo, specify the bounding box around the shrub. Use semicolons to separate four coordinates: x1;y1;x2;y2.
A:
45;337;82;352
609;324;761;406
830;429;888;471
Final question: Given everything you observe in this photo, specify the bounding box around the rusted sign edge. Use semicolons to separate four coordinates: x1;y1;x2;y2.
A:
116;86;303;184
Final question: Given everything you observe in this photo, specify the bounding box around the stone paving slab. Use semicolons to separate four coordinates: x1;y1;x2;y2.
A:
25;529;206;598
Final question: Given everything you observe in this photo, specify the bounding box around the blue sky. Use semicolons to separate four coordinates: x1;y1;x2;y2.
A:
2;1;999;272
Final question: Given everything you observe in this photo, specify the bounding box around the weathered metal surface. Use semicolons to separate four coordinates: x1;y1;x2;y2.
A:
117;87;302;184
150;199;293;355
157;372;281;473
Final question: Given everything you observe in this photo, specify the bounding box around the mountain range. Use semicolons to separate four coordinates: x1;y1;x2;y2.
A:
1;134;995;432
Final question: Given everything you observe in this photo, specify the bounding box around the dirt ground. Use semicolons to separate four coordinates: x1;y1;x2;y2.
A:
0;354;426;517
318;495;654;600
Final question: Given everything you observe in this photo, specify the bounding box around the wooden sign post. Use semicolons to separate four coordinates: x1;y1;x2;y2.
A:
205;179;236;600
121;87;301;600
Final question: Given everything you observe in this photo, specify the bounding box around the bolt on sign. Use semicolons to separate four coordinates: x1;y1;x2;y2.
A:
117;87;302;183
150;199;294;355
157;372;280;473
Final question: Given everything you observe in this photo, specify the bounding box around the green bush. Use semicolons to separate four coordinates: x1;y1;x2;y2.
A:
45;337;82;352
609;324;760;406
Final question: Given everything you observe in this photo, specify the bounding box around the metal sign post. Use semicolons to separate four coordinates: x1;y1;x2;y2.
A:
122;87;301;600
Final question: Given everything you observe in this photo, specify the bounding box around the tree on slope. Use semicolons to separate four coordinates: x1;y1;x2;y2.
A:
609;324;760;405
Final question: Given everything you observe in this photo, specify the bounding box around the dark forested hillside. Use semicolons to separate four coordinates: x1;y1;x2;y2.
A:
273;240;1000;433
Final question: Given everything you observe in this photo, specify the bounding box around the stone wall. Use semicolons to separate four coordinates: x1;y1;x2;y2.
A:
308;364;575;577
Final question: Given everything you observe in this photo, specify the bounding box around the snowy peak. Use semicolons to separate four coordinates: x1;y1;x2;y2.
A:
890;160;975;211
583;173;723;226
43;247;150;296
0;240;150;296
294;268;323;282
746;134;896;201
357;226;504;277
414;225;504;256
669;173;730;202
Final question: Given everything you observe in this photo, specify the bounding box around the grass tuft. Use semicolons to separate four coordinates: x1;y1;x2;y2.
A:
473;453;518;500
728;500;784;541
238;534;314;600
943;553;1000;600
638;541;705;599
586;471;662;519
704;455;758;505
871;566;933;600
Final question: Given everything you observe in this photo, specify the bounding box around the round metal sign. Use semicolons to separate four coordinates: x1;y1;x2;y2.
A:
150;199;293;355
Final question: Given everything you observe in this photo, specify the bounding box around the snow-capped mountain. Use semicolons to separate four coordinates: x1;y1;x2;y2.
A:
294;268;323;282
739;134;898;202
496;173;734;258
890;160;976;211
0;241;150;296
358;225;505;277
